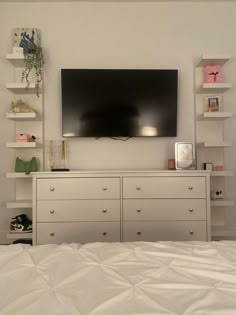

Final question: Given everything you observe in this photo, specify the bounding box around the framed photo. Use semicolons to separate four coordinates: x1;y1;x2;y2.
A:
205;95;221;112
175;142;195;170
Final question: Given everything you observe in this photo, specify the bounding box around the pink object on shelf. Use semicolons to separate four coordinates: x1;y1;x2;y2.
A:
215;165;224;171
16;134;30;142
168;159;176;170
204;65;222;83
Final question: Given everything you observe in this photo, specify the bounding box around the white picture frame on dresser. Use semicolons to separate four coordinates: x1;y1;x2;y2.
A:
32;170;211;245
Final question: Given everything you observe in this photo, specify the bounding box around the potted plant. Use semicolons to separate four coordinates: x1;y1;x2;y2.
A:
21;40;44;97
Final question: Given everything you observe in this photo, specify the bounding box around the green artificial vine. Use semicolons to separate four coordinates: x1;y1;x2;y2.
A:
21;42;44;97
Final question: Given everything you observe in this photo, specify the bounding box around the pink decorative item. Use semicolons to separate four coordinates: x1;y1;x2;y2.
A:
168;159;176;170
204;65;222;83
215;165;224;171
16;134;30;142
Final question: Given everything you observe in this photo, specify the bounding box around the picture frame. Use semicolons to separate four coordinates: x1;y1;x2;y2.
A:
205;95;221;112
175;142;195;170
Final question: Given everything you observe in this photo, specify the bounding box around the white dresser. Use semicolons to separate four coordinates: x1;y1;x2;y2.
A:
33;171;210;245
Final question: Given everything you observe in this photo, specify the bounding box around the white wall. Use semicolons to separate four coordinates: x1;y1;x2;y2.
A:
0;1;236;241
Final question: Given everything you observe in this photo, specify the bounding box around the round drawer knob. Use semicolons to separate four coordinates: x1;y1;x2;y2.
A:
103;232;107;236
136;209;142;213
50;232;55;236
102;209;108;213
50;210;55;214
50;187;55;192
137;232;142;235
188;186;193;190
136;186;141;190
189;208;194;212
102;186;107;191
189;231;194;235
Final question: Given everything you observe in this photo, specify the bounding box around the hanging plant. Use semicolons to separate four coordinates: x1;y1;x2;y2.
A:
21;41;44;97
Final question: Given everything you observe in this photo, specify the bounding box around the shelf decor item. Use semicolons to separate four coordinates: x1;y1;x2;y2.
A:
175;142;195;170
9;99;36;113
204;65;222;83
203;162;213;171
168;159;176;170
47;140;70;171
16;134;30;143
13;28;44;97
15;157;38;175
215;165;224;171
211;190;224;200
205;95;221;112
13;28;41;49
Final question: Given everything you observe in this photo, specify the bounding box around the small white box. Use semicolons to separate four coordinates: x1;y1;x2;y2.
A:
13;47;24;54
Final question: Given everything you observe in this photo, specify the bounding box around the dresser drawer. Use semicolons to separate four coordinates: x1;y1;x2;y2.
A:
123;177;206;198
37;200;120;222
37;177;120;200
37;222;120;244
123;199;206;221
123;221;207;241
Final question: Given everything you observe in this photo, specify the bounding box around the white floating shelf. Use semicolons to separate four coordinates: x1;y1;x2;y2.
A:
198;83;232;93
6;83;38;94
6;142;37;148
198;142;233;148
6;200;32;208
211;225;235;237
199;112;232;121
197;54;232;67
6;233;32;240
210;171;234;177
6;172;33;178
6;53;24;66
6;112;37;120
211;200;235;207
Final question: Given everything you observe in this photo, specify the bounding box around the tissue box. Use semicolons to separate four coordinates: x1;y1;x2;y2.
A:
16;134;30;142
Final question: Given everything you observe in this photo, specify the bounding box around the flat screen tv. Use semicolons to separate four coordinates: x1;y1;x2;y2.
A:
61;69;178;137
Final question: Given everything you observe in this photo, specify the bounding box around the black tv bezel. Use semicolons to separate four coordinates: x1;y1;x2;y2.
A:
61;68;178;138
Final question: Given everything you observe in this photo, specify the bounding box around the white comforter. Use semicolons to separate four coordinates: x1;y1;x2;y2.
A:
1;241;236;315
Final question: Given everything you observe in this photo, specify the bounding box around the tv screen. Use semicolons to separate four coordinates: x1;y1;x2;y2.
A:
61;69;178;137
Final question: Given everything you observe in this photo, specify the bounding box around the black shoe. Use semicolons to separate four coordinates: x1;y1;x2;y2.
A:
10;214;32;233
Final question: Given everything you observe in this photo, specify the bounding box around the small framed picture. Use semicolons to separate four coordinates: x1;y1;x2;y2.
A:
205;95;221;112
175;142;194;170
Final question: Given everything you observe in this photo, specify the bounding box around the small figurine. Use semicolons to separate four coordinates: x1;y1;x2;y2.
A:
204;65;222;83
9;99;37;113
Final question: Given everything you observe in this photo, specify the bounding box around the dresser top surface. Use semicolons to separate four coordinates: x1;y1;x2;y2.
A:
32;170;210;178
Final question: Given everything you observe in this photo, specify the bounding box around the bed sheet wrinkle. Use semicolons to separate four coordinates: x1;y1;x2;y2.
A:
108;263;172;287
171;265;236;284
145;264;210;287
58;282;133;314
36;250;104;287
182;288;236;315
55;265;122;289
1;289;81;315
1;242;236;314
26;243;82;264
130;285;189;315
0;267;52;311
140;286;210;315
84;287;175;315
78;243;137;265
160;263;236;288
0;250;36;274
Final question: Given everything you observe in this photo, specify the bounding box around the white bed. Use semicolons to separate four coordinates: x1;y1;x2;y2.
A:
1;241;236;314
